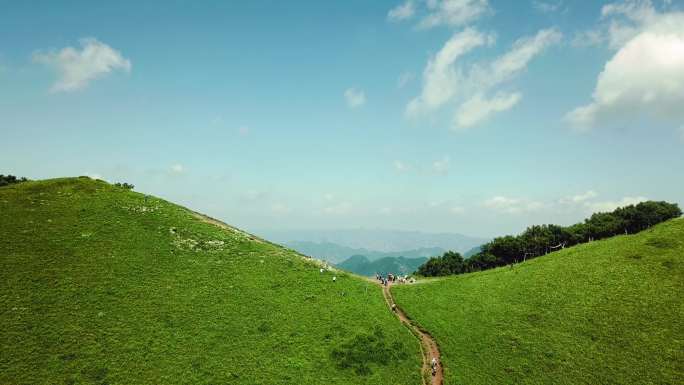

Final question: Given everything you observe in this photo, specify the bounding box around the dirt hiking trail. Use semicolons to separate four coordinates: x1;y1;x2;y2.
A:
380;281;444;385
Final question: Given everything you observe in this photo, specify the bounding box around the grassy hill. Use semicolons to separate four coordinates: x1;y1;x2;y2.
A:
393;218;683;385
0;177;421;385
336;255;428;277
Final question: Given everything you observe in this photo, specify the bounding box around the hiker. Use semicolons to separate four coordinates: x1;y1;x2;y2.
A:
431;357;438;376
391;303;397;312
320;268;324;273
332;276;337;282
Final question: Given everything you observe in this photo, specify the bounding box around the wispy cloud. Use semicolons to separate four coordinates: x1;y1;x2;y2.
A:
483;196;545;214
406;28;492;115
418;0;491;29
455;92;521;128
392;156;452;175
586;196;648;212
170;164;185;174
388;1;416;22
559;190;598;204
408;27;561;129
532;1;563;14
397;71;415;89
33;38;131;92
431;156;451;175
394;160;411;173
344;87;366;108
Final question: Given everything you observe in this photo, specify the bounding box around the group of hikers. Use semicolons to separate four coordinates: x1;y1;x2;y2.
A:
375;272;415;286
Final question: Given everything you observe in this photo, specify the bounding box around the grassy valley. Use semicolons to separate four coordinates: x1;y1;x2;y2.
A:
0;178;421;385
393;218;684;385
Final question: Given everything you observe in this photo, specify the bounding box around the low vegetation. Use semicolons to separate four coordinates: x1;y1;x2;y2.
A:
0;174;28;187
417;201;681;276
394;218;684;384
0;177;421;385
113;182;135;190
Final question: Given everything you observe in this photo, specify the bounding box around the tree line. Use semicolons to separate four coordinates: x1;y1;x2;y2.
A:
417;201;681;277
0;174;28;187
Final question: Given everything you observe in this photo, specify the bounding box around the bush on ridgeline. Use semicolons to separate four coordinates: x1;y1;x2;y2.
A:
0;175;28;187
114;182;135;190
417;201;682;277
417;251;466;276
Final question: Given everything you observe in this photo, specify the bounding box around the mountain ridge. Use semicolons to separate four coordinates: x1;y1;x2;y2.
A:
255;228;488;256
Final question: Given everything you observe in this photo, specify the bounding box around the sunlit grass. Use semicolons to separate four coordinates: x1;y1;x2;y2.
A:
393;218;683;385
0;177;421;385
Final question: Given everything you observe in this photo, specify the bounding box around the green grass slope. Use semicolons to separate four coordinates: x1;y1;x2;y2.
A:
0;178;421;385
393;218;684;385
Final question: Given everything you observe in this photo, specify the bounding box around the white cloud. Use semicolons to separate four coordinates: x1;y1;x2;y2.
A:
344;87;366;108
170;164;185;174
480;28;562;88
571;0;657;48
586;196;648;212
397;71;415;88
602;0;658;49
455;92;521;128
571;29;607;47
484;196;545;214
33;38;131;92
408;27;560;129
394;160;411;172
560;190;598;204
431;155;451;174
567;2;684;130
565;0;684;130
388;1;416;22
533;1;563;13
557;190;648;214
406;28;491;116
418;0;490;29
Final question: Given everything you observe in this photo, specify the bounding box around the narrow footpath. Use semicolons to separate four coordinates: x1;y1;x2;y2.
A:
380;282;444;385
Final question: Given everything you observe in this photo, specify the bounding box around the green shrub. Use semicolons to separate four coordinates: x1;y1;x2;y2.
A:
330;326;408;375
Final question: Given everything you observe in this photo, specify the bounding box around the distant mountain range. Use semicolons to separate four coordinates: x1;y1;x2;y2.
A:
256;228;488;262
336;255;428;277
283;241;444;264
463;245;482;258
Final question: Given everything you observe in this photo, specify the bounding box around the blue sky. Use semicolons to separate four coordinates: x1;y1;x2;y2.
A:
2;0;683;237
